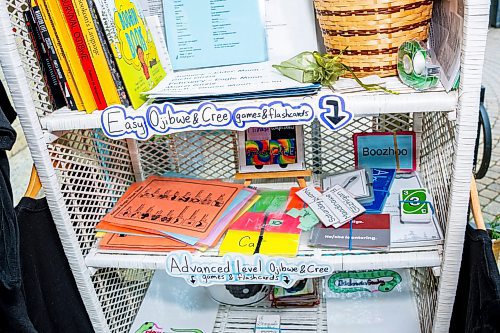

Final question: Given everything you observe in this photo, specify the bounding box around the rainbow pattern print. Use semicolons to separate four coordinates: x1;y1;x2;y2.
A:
245;140;270;165
270;139;296;164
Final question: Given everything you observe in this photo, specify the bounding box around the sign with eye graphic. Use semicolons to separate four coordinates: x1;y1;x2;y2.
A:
237;125;305;173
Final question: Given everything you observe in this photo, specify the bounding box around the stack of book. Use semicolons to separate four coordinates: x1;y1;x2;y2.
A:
270;279;320;308
25;0;166;112
96;176;256;253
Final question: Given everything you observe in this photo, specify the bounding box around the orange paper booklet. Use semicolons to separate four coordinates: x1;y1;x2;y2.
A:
96;220;164;238
98;233;195;253
103;176;244;239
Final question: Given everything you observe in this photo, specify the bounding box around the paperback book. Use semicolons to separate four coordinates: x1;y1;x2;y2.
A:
93;0;166;109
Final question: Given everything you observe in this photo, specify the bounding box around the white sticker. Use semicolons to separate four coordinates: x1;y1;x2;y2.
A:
165;252;333;288
296;186;340;226
100;94;354;140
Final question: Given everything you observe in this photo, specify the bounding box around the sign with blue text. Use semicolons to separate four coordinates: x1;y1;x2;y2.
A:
100;94;353;140
165;251;334;287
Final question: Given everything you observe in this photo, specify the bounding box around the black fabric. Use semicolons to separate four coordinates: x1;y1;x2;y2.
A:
0;83;36;332
16;197;94;333
450;224;500;333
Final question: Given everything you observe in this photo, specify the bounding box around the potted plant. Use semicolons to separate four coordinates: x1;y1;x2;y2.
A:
487;215;500;263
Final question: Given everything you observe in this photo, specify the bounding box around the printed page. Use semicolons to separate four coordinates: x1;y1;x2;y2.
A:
325;269;420;333
429;0;464;91
163;0;268;70
146;62;316;97
383;174;443;247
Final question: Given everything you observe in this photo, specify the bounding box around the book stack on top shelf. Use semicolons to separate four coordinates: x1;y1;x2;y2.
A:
26;0;166;112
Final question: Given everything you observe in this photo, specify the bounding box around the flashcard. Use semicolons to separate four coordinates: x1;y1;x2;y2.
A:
400;188;432;223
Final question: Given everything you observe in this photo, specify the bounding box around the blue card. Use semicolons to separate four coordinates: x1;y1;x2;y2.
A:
362;169;396;213
164;0;268;70
353;132;416;171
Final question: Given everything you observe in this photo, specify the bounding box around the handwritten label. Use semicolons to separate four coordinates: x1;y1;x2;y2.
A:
100;95;353;140
165;252;333;287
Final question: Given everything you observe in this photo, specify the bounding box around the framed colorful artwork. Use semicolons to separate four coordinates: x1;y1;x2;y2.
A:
237;125;305;173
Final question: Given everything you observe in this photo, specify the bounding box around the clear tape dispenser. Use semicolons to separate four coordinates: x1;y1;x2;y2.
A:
397;40;440;91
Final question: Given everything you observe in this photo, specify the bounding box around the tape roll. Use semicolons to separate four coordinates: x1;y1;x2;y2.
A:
397;40;440;91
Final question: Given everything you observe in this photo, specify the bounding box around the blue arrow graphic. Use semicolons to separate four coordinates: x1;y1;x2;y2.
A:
318;95;353;131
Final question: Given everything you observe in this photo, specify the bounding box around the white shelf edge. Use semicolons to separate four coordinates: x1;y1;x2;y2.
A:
84;246;442;273
41;89;458;134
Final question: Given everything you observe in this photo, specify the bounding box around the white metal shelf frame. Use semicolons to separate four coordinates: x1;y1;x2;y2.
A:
39;83;458;133
0;0;490;332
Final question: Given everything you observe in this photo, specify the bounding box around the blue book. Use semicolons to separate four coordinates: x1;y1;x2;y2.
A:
164;0;268;70
362;169;396;213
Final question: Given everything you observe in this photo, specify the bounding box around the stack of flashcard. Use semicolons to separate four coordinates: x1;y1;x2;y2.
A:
270;279;320;308
96;176;256;253
296;185;366;228
322;169;374;204
399;188;432;223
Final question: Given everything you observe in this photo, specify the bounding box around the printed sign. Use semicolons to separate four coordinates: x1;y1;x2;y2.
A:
165;252;334;288
100;94;353;140
353;131;417;171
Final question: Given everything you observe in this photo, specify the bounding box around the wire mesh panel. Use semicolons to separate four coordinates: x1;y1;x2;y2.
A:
48;129;136;256
138;130;238;179
304;114;413;175
420;112;456;232
91;269;153;332
6;0;52;116
411;267;440;333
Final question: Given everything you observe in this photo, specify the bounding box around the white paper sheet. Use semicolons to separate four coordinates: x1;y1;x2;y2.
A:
129;270;219;333
383;174;444;247
146;62;315;98
325;269;421;333
264;0;318;62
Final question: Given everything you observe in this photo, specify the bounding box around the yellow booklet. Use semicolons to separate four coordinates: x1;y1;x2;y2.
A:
93;0;166;109
71;0;121;106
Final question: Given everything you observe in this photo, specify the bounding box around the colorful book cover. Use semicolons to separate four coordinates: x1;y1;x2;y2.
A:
72;0;122;106
362;168;396;213
24;9;62;108
93;0;166;109
59;0;107;110
35;0;97;112
87;0;130;106
309;213;391;249
31;6;78;110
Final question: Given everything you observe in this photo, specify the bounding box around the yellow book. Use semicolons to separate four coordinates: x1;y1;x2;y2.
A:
93;0;166;109
32;0;84;110
37;0;97;113
72;0;121;106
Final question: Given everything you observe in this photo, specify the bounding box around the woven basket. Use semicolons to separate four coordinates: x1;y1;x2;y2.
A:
313;0;433;77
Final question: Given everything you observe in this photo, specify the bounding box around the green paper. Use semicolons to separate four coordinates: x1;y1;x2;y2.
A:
287;208;304;218
251;190;290;213
298;208;320;231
